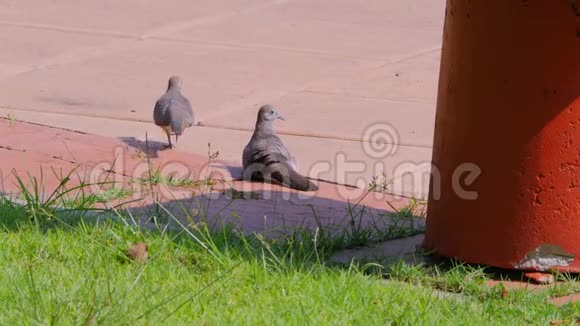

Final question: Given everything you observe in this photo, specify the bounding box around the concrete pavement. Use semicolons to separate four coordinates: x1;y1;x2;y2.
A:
0;0;445;199
0;117;425;235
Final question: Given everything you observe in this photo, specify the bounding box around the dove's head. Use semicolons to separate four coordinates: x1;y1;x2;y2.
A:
167;75;183;91
258;104;285;122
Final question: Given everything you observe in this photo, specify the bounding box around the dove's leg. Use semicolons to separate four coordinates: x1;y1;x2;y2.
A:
161;126;173;149
165;133;173;149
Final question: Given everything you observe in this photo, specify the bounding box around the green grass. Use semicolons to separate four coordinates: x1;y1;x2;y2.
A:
0;171;578;324
62;187;133;208
137;168;221;189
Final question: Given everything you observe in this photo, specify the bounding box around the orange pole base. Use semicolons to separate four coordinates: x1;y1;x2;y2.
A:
423;0;580;272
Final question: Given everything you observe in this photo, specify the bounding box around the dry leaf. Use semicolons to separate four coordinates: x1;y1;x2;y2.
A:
126;242;149;262
501;289;508;298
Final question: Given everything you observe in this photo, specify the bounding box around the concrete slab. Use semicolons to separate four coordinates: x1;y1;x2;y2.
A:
328;234;426;265
203;91;436;147
238;0;445;30
0;40;376;123
0;0;264;35
167;0;445;61
304;50;442;104
0;26;114;67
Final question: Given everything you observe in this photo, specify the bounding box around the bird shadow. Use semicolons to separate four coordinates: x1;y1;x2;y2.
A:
221;165;244;180
118;136;170;159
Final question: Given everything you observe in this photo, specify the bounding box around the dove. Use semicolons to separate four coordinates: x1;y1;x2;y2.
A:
153;76;194;148
242;104;318;191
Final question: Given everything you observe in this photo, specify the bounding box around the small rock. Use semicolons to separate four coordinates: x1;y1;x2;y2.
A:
126;242;149;262
524;272;555;284
130;109;136;113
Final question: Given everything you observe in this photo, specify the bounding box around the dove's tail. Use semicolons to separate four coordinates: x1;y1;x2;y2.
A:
277;163;319;191
243;161;318;192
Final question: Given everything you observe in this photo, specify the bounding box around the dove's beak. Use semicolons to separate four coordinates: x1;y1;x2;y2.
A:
276;110;285;121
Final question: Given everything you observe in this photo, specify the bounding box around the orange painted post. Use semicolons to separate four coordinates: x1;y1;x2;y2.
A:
423;0;580;272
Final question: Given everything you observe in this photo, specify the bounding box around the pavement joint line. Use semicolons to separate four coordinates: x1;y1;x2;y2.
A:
4;41;145;82
0;21;141;40
0;18;378;62
0;23;143;81
0;19;406;65
0;0;297;57
148;35;441;65
197;122;434;149
149;35;387;63
0;145;26;153
0;106;433;150
0;105;152;124
0;20;440;69
380;45;442;66
198;46;440;123
299;89;436;104
0;144;79;165
0;0;294;41
140;0;297;38
0;116;88;135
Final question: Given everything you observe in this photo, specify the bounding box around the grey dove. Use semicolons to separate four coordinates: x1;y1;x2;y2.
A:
242;104;318;191
153;76;194;148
